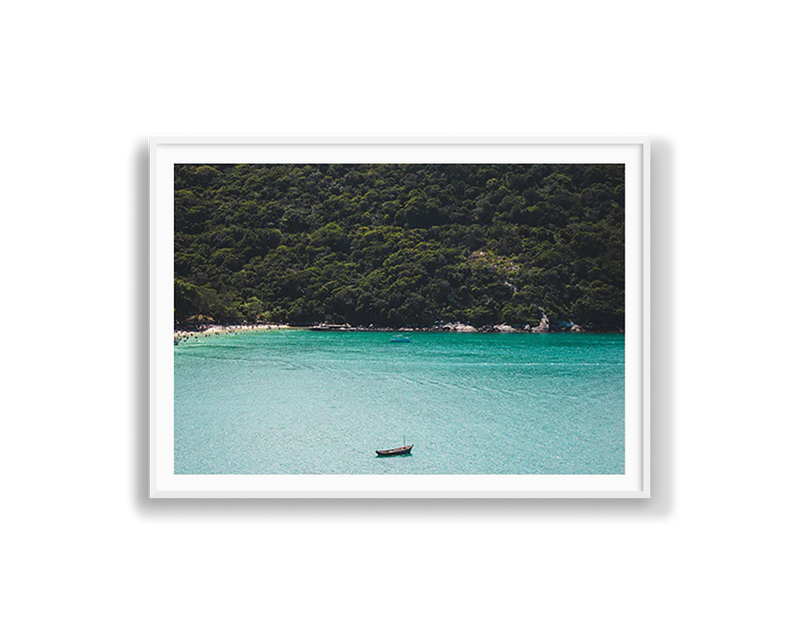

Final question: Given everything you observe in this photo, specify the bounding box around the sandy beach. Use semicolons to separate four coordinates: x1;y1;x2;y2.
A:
174;323;293;343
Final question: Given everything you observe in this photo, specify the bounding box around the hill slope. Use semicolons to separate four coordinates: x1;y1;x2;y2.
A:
174;163;625;330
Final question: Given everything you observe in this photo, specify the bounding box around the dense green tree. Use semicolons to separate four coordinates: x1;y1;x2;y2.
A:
174;164;625;330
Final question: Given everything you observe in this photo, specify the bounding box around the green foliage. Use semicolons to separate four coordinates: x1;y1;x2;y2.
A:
174;164;625;329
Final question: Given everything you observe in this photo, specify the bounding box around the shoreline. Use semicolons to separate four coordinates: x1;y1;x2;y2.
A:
175;320;622;342
174;323;294;342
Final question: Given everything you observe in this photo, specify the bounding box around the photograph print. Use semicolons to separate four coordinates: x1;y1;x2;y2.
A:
172;161;628;476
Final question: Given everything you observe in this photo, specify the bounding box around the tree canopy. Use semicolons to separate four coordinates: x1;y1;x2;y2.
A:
174;163;625;329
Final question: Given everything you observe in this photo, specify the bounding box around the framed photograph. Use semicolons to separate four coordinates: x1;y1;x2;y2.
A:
150;137;650;497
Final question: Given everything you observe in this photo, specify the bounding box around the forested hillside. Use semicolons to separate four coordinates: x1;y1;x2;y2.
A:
174;163;625;330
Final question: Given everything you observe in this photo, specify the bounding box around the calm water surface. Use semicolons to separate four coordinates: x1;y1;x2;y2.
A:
174;330;624;474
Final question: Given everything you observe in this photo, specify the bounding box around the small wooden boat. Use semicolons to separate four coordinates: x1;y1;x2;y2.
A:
376;444;413;456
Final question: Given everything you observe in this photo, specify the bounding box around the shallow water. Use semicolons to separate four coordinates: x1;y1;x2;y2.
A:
174;330;624;474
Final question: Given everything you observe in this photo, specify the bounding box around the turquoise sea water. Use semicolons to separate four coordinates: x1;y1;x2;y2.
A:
174;330;624;474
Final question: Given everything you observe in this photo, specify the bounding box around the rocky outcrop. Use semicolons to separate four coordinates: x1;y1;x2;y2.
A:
494;323;517;333
528;314;550;333
442;322;478;333
295;315;601;334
